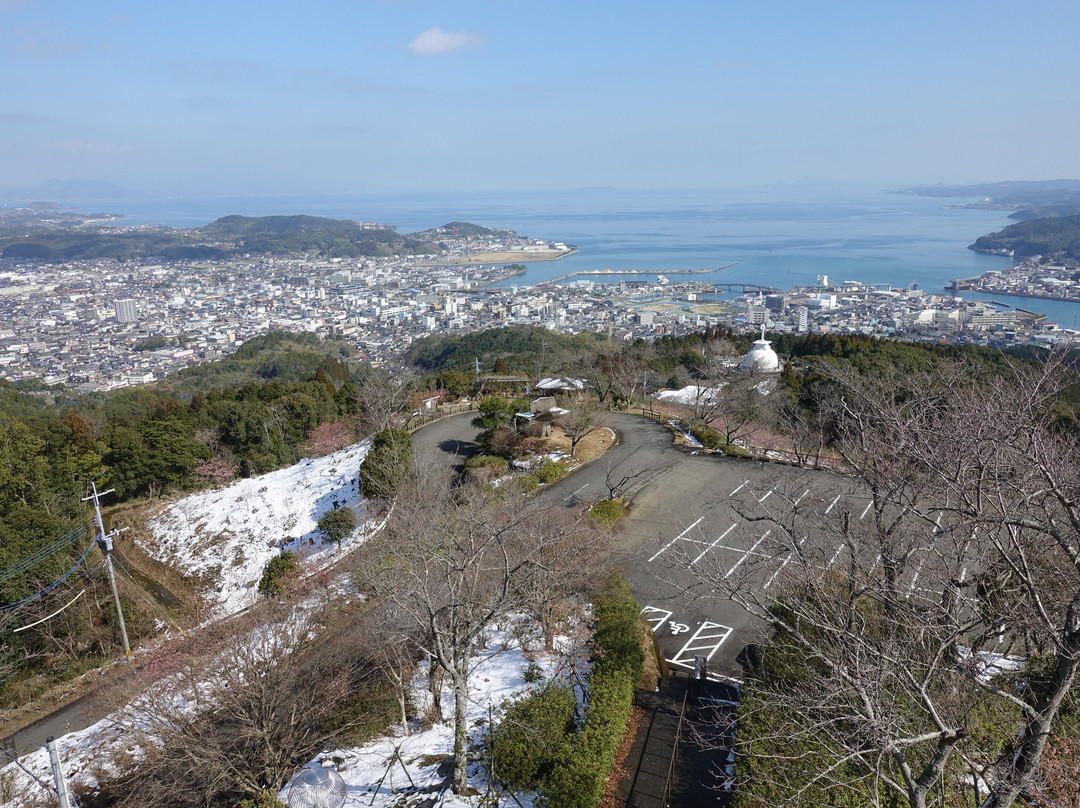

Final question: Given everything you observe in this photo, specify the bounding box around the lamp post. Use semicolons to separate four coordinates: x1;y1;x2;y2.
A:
286;765;346;808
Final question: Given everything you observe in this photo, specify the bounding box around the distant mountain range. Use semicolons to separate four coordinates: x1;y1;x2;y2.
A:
898;179;1080;221
0;179;157;204
0;214;476;261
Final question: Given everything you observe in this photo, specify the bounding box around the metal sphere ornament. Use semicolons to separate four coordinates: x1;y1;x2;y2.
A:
286;764;347;808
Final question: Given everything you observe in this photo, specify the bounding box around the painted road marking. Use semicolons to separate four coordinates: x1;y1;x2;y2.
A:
690;523;736;566
825;494;842;514
758;487;775;504
826;542;846;569
640;606;674;633
764;536;807;590
860;501;873;520
793;489;810;506
648;516;705;562
669;621;733;667
730;481;747;497
726;530;771;579
564;483;589;503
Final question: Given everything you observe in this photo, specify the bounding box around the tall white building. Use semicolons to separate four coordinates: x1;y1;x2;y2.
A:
797;306;809;333
113;298;138;323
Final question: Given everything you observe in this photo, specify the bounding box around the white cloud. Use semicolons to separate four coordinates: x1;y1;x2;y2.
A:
408;26;486;56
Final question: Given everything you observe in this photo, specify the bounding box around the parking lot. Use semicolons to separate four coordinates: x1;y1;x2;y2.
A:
616;452;940;681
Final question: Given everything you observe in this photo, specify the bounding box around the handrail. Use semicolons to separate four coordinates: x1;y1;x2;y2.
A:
662;679;691;806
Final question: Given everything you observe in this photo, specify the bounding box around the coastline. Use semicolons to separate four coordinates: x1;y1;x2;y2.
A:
413;248;578;268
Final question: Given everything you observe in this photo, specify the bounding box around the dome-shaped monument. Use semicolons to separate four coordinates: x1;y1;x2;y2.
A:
740;325;780;372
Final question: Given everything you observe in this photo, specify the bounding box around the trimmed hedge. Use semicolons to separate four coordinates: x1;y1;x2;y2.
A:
689;423;723;450
490;682;576;791
540;575;645;808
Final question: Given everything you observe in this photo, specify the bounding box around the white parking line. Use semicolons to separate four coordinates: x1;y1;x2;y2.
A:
648;516;705;562
690;523;736;566
726;530;770;578
758;487;775;504
793;489;810;506
640;606;674;633
669;621;733;666
860;501;873;520
764;536;807;590
825;494;842;514
730;481;747;497
826;542;846;569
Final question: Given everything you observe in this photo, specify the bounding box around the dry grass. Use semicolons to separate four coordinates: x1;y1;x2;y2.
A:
535;424;618;466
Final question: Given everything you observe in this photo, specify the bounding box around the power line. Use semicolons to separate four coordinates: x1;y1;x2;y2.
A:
0;526;87;586
0;715;56;797
0;540;97;613
13;590;87;633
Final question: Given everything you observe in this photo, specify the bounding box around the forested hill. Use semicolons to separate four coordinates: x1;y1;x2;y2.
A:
969;214;1080;260
0;214;446;261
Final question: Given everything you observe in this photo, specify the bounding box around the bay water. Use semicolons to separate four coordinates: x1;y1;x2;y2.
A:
74;185;1080;323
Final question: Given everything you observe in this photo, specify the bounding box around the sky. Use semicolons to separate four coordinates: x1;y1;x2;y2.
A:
1;0;1079;195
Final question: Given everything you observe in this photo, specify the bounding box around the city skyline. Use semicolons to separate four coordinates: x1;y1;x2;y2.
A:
2;0;1079;195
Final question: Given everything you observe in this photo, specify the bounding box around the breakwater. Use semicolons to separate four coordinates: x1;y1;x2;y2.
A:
543;261;738;285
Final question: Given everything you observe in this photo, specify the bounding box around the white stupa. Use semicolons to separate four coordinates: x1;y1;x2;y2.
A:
740;325;780;372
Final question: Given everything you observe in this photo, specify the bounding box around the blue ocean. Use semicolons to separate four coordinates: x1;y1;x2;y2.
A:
72;185;1079;323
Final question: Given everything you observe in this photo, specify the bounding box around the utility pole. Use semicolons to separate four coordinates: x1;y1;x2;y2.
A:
46;737;73;808
83;482;130;658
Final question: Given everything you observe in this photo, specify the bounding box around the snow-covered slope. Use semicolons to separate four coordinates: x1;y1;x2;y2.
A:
141;440;373;617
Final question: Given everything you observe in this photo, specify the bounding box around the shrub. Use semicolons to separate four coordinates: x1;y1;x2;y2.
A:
234;790;288;808
515;473;540;493
720;442;753;458
317;506;356;547
522;661;545;683
490;682;576;792
463;453;511;485
258;551;298;596
534;458;566;484
689;423;723;450
589;498;624;528
358;428;412;499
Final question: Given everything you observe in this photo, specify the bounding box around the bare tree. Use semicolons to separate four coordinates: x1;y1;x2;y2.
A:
106;599;366;808
354;363;421;434
556;395;611;457
672;354;1080;808
354;466;605;794
601;443;656;501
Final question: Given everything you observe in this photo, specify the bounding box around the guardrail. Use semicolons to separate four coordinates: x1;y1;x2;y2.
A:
663;681;691;806
406;402;476;432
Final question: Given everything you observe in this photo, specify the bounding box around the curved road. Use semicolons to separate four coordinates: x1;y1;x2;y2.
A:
411;411;774;682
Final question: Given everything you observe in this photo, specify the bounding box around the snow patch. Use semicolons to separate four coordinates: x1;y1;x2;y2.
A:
142;440;373;618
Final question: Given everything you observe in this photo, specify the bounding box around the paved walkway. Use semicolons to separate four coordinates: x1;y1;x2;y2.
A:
617;674;737;808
